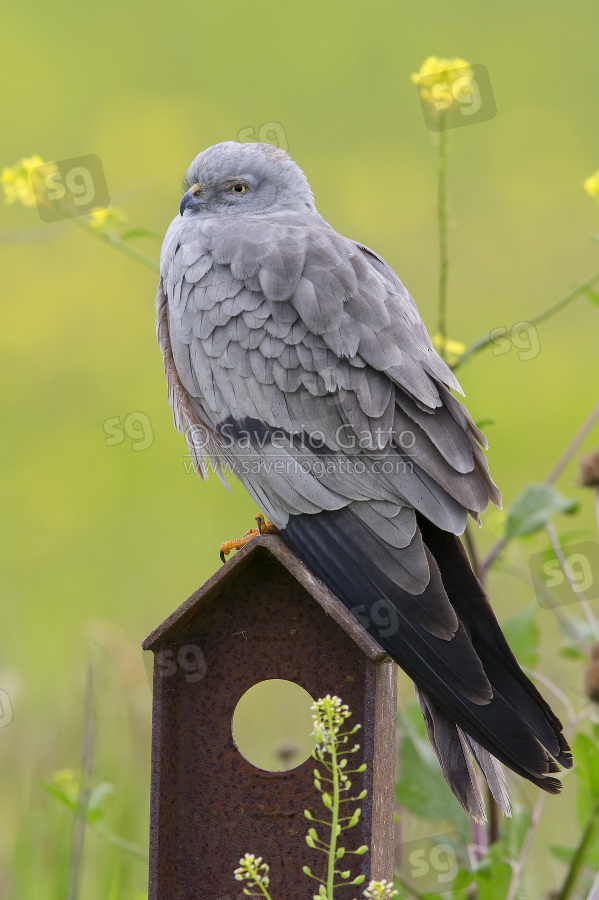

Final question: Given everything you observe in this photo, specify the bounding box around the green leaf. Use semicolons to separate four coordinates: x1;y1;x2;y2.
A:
473;854;512;900
501;604;540;668
550;845;575;864
504;482;579;540
560;645;587;661
574;733;599;797
453;867;475;891
585;288;599;306
89;781;114;812
474;831;523;900
41;778;114;825
39;781;78;812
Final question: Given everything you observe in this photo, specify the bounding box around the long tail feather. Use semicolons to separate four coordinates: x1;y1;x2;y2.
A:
281;505;572;815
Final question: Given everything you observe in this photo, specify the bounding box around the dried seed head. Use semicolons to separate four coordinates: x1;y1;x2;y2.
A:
580;448;599;489
585;642;599;702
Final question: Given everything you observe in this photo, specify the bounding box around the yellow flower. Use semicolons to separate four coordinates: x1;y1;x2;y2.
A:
432;333;466;367
584;169;599;202
88;206;127;233
1;154;49;207
411;56;474;112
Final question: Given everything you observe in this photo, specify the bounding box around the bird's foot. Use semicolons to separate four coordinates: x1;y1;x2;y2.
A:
219;514;278;564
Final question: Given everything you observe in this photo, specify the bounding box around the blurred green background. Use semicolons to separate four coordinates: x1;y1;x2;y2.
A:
2;0;599;897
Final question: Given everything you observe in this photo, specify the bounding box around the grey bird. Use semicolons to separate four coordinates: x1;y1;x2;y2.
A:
156;141;572;821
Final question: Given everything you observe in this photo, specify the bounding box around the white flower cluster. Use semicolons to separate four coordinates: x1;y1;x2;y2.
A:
362;879;398;899
311;695;362;761
234;853;270;887
311;694;357;742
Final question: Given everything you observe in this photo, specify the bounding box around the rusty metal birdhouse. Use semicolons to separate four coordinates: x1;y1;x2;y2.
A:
142;535;398;899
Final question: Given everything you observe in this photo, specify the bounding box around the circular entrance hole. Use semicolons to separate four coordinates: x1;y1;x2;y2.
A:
232;679;315;772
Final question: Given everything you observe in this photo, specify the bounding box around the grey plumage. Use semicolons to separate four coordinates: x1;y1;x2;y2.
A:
157;141;572;819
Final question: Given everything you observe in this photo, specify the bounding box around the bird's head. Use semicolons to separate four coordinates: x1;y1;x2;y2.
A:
179;141;316;218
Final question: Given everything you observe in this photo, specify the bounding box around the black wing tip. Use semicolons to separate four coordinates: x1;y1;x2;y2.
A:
557;748;574;770
537;775;564;795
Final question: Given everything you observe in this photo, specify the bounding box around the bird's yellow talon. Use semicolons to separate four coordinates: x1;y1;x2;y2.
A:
255;514;278;535
219;515;278;563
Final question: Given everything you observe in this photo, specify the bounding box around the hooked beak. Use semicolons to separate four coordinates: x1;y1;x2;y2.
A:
180;183;201;216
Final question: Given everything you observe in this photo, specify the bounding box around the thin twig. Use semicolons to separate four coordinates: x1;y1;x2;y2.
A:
569;704;595;733
546;522;599;642
585;866;599;900
72;218;159;272
503;563;590;655
505;790;547;900
93;823;149;861
505;699;598;900
481;399;599;574
66;664;96;900
456;270;599;369
437;125;449;355
522;667;576;726
471;818;488;863
556;799;599;900
546;400;599;485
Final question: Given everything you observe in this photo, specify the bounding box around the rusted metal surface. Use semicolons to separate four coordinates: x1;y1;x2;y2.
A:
144;537;397;899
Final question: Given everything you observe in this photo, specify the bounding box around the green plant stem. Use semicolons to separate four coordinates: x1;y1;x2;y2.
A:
327;708;340;899
437;125;449;357
252;880;274;900
92;823;149;860
455;268;599;370
72;218;160;272
556;799;599;900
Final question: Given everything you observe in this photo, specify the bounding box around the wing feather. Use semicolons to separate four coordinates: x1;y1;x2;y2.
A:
158;213;500;528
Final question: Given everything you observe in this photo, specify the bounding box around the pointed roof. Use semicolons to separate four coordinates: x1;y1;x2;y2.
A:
142;534;388;661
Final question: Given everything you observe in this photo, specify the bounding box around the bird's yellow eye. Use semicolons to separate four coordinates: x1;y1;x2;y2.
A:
232;183;247;193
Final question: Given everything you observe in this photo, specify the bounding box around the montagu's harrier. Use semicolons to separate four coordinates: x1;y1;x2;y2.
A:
156;141;572;820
